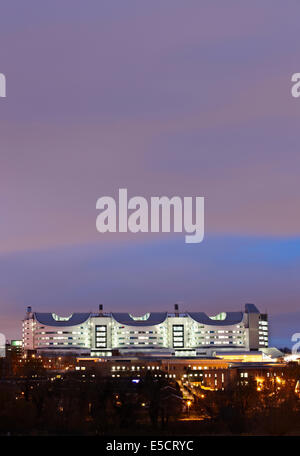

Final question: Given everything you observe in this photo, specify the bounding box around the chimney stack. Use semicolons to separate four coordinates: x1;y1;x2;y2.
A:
99;304;103;316
174;303;179;317
26;306;32;314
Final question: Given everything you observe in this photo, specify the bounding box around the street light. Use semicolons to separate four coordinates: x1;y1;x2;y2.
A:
187;400;192;416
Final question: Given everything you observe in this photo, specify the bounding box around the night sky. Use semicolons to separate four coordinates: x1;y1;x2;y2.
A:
0;1;299;346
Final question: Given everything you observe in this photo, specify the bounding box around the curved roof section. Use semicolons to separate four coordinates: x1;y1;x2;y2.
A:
112;312;168;326
34;312;91;327
188;311;244;326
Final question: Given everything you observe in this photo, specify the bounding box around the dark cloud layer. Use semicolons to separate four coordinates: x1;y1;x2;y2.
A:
0;236;299;345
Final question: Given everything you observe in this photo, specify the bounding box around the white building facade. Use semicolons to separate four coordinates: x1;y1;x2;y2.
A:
22;304;268;357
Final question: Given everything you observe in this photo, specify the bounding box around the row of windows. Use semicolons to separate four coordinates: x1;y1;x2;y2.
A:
35;336;88;340
118;342;164;346
37;342;87;346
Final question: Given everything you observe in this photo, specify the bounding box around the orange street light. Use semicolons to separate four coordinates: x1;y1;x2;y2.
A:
187;400;192;416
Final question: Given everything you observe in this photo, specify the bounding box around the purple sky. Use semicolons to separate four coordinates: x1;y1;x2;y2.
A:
0;1;299;346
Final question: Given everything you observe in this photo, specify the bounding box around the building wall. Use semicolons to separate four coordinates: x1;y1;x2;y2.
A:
22;305;268;356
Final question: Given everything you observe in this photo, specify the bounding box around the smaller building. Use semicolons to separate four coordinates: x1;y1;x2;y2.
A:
75;354;286;392
0;333;5;358
8;340;23;356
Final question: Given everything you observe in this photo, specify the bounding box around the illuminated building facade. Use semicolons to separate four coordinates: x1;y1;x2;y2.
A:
74;357;285;392
22;303;268;357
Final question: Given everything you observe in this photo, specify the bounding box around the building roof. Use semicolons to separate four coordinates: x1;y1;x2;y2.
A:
188;311;244;326
261;347;284;359
111;312;168;326
32;303;260;328
34;312;91;327
245;303;260;313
